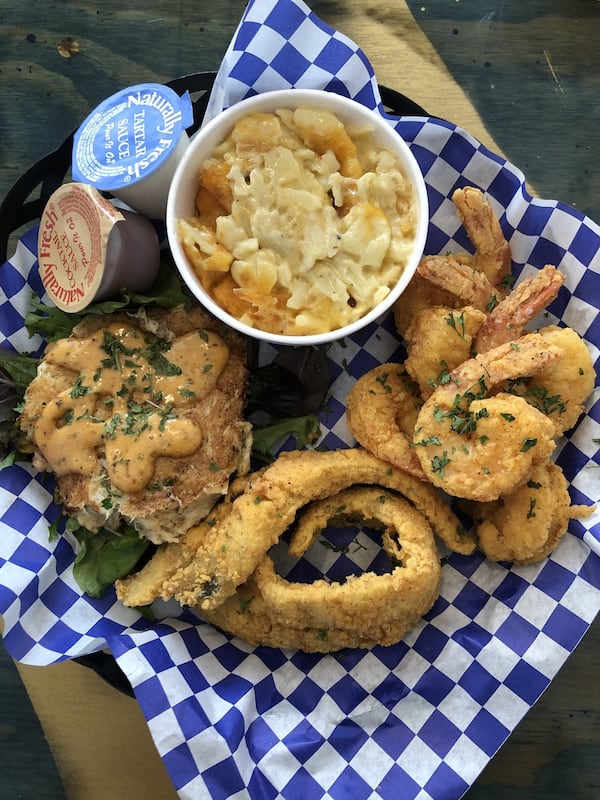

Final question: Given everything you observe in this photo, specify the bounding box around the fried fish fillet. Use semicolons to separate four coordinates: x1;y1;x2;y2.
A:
19;304;252;543
115;447;473;609
251;487;441;643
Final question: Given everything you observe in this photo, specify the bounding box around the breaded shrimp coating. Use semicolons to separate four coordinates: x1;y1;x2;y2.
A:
466;461;595;564
404;306;487;399
413;333;562;502
345;362;425;477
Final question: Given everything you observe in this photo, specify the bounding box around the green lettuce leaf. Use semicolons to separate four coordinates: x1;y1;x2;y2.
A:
0;350;39;395
252;414;321;463
68;522;152;598
0;350;39;461
25;258;190;342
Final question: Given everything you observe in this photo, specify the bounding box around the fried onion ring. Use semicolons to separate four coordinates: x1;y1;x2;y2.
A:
116;448;474;611
197;578;379;653
200;487;441;652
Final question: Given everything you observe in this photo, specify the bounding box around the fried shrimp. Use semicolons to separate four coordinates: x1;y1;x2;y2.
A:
392;273;462;336
345;363;425;477
503;325;595;436
394;187;511;335
400;266;567;403
399;265;568;406
465;461;595;564
474;265;565;352
116;448;474;612
416;255;499;312
404;306;487;399
245;487;441;648
413;333;562;502
451;186;512;288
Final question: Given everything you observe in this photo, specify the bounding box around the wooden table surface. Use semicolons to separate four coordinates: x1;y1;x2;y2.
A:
1;1;599;798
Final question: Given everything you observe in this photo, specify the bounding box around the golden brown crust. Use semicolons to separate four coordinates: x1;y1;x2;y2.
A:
116;447;473;613
199;487;441;653
466;461;595;565
197;579;384;653
258;488;440;635
345;362;425;478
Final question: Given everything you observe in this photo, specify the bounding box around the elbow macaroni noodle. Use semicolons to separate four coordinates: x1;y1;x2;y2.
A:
178;106;419;336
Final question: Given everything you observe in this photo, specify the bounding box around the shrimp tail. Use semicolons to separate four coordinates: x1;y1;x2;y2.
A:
417;255;497;312
475;265;565;352
473;331;564;386
452;186;512;288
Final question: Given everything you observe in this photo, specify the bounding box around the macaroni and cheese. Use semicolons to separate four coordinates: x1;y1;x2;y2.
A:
178;105;419;336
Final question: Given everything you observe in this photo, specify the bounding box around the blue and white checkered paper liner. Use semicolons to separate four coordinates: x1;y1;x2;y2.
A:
1;1;599;797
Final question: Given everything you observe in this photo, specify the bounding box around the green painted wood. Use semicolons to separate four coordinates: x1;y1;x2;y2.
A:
404;0;600;223
0;0;245;205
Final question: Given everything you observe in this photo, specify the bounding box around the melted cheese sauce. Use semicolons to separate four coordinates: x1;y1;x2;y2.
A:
34;322;229;493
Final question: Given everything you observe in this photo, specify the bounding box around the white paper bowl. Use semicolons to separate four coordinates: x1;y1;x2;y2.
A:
166;89;429;347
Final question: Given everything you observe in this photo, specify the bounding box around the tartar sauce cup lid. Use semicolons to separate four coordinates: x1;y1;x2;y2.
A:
38;182;160;313
72;83;194;218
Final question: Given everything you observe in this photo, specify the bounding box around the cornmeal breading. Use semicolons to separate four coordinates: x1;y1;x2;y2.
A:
19;304;252;543
115;447;472;610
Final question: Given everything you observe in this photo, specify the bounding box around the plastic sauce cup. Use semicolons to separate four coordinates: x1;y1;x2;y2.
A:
38;182;160;312
72;83;194;219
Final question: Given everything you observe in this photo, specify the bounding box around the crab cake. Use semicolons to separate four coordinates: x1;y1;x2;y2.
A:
19;305;252;543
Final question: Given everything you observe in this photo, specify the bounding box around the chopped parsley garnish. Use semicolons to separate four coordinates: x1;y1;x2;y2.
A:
376;372;392;393
521;438;538;452
445;310;467;340
238;596;254;614
431;451;451;477
412;434;442;447
507;379;567;416
500;272;515;290
485;295;499;312
145;347;181;377
437;361;452;385
70;376;91;399
147;478;176;493
320;539;350;554
100;329;140;371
